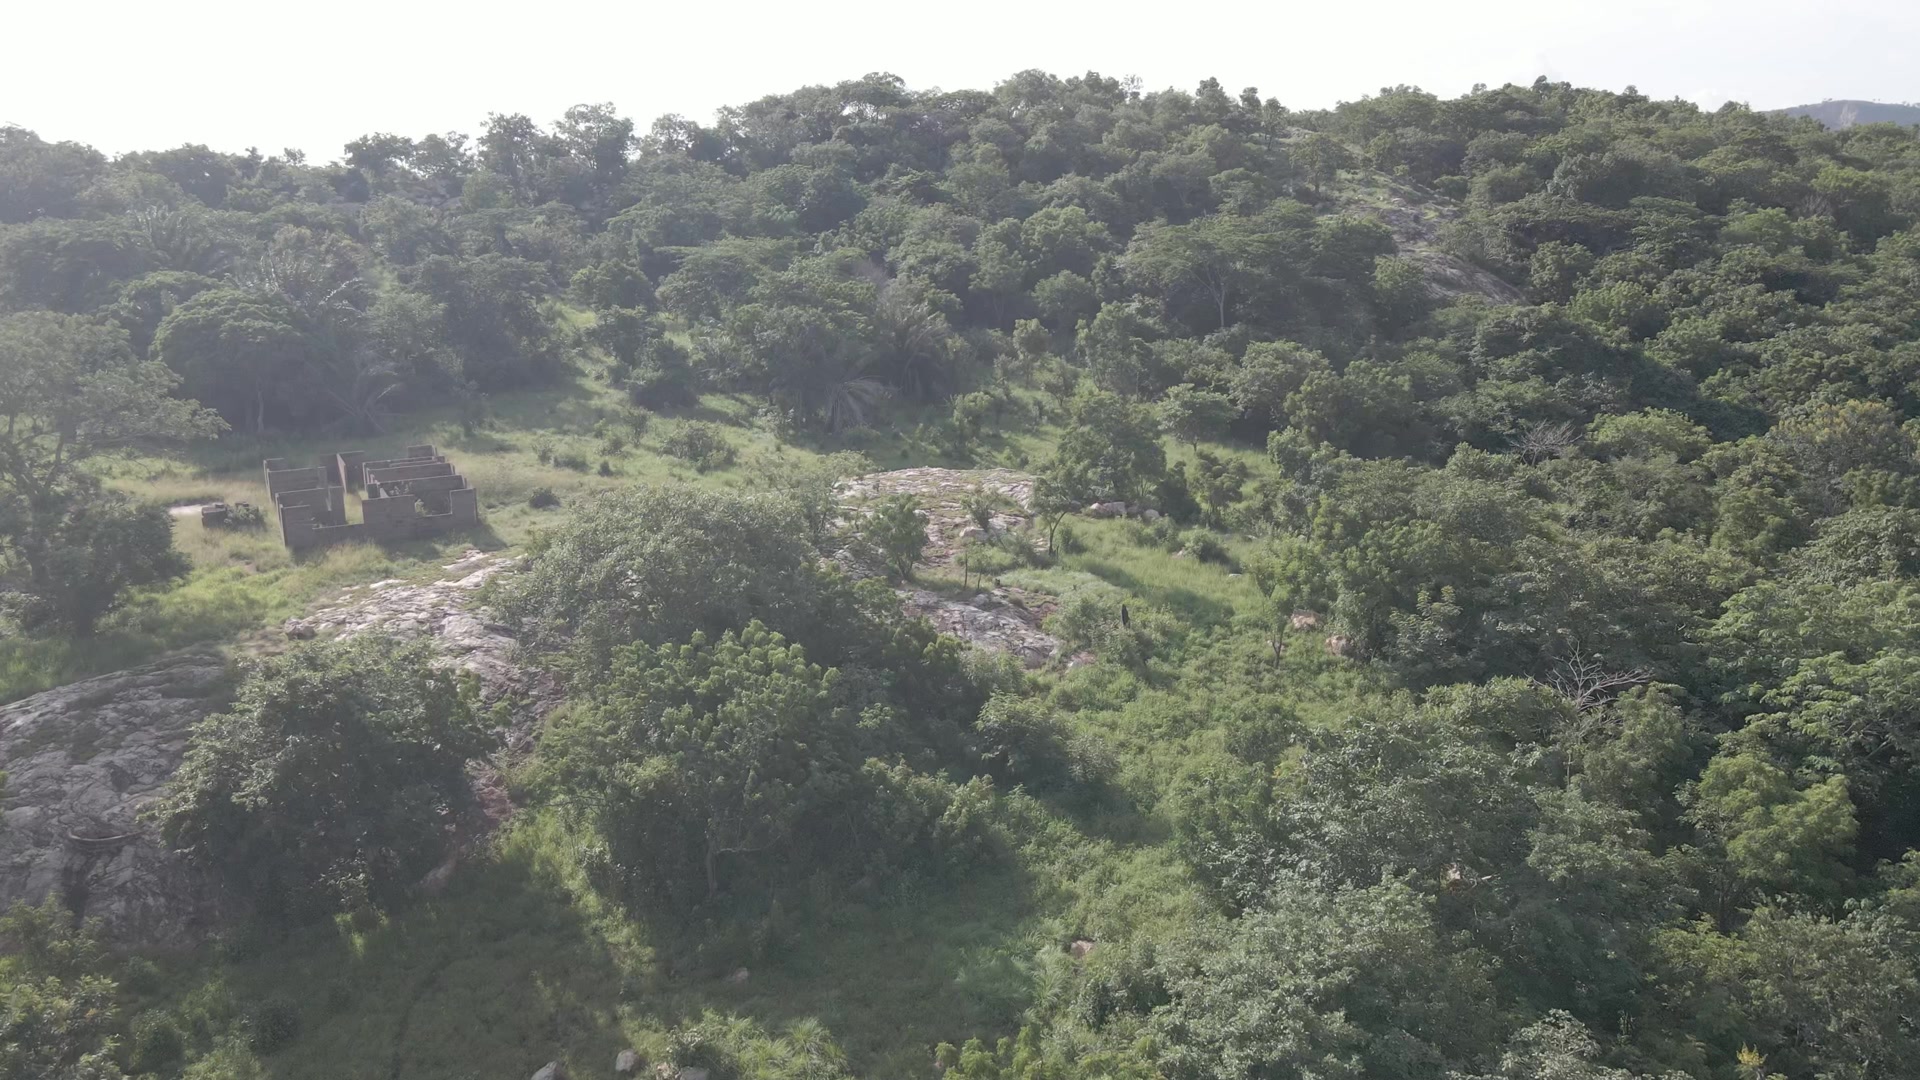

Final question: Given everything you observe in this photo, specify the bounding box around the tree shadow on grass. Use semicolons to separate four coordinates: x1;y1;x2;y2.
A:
217;853;633;1080
639;861;1045;1076
1072;557;1238;627
206;826;1045;1080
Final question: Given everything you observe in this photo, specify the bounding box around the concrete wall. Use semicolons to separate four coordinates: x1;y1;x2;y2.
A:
265;447;479;552
334;451;369;490
365;461;455;485
387;473;469;495
264;464;329;499
274;486;346;528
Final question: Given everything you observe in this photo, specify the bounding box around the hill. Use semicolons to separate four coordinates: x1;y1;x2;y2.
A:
1778;98;1920;128
4;74;1920;1080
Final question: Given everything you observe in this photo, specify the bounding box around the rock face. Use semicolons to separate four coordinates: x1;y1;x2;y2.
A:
0;550;551;945
0;650;230;945
282;550;559;751
837;467;1037;564
836;469;1062;665
901;588;1058;669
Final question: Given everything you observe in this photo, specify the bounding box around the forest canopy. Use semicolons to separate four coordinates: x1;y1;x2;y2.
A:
4;69;1920;1080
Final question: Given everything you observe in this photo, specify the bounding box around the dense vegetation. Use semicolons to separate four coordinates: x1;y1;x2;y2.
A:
5;70;1920;1079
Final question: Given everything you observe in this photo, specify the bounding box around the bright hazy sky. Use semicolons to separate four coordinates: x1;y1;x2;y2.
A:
5;0;1916;158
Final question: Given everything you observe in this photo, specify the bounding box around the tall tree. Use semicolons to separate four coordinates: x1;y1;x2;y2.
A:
0;312;221;633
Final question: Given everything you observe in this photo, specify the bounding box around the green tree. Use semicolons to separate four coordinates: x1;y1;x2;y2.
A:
1684;747;1857;918
1227;340;1329;431
1046;387;1167;506
0;312;220;634
0;899;127;1080
533;623;987;906
3;493;189;637
1157;383;1238;450
862;494;929;580
1657;905;1920;1080
154;637;492;924
1150;874;1500;1080
1124;212;1286;329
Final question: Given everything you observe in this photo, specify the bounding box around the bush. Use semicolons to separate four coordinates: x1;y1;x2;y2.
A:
154;637;494;925
661;421;738;472
551;450;590;472
1182;529;1232;565
528;486;562;510
533;622;990;909
132;1011;187;1072
245;996;301;1055
860;494;928;580
974;693;1088;791
531;434;556;465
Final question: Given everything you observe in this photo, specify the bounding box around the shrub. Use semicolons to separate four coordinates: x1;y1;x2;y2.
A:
661;421;738;472
153;637;493;924
1182;529;1232;565
532;622;990;909
531;434;556;465
974;693;1080;790
860;494;928;580
551;451;590;472
245;996;301;1055
528;486;562;510
132;1011;188;1072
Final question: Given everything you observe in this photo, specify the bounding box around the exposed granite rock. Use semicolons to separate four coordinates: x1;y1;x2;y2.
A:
1;550;554;945
282;550;560;751
0;650;230;945
901;588;1059;669
837;468;1037;566
835;470;1062;665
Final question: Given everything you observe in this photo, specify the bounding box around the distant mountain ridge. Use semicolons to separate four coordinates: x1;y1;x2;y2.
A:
1777;99;1920;129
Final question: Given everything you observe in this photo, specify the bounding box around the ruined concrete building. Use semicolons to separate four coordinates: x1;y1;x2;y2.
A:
264;444;480;551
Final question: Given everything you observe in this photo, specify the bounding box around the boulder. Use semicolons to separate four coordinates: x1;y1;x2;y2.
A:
615;1050;641;1075
1;552;560;947
1289;611;1323;631
725;966;750;985
899;590;1060;667
1325;633;1355;657
1139;509;1160;522
531;1063;563;1080
0;650;230;945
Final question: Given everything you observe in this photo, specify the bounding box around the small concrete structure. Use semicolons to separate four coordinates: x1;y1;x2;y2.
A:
267;445;480;551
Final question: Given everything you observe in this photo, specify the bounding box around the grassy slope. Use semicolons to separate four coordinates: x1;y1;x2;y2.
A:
130;495;1385;1077
1;361;1060;704
24;361;1386;1075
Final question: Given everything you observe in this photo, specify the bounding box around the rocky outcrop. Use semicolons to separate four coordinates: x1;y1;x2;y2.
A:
836;469;1063;665
1331;176;1524;306
282;550;559;750
0;650;230;945
837;467;1037;566
0;550;550;945
901;587;1059;669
